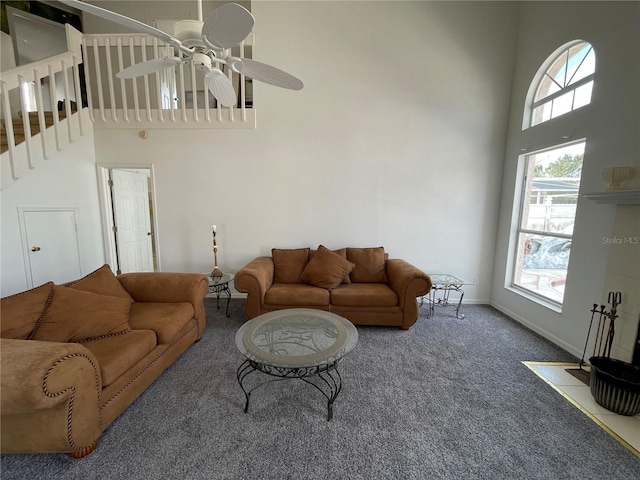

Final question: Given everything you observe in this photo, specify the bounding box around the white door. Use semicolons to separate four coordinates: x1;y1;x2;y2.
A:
19;207;82;287
111;170;154;273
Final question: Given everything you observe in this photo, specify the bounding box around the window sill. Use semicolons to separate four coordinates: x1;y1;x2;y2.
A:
506;285;563;314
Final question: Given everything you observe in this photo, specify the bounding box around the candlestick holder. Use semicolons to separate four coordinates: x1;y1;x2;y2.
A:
211;231;223;277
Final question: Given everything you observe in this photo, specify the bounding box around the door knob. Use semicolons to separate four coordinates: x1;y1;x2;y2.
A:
31;246;41;252
147;232;152;236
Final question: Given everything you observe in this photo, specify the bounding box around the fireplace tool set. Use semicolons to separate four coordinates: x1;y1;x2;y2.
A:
575;291;640;416
578;291;621;368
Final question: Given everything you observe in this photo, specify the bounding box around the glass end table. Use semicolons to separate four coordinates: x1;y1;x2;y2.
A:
206;272;234;317
421;273;471;319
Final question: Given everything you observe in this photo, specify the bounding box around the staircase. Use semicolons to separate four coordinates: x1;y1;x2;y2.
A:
1;25;88;190
1;111;72;154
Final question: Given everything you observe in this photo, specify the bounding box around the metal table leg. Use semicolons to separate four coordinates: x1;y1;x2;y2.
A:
423;283;465;319
236;360;344;421
209;283;232;317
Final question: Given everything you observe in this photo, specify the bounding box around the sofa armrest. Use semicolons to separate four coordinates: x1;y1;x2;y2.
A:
234;257;274;319
386;259;432;329
118;272;209;337
1;338;102;453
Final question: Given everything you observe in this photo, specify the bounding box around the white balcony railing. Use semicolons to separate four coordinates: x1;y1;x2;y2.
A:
81;32;256;129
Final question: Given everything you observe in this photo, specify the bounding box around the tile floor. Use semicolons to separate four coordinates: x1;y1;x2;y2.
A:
523;361;640;457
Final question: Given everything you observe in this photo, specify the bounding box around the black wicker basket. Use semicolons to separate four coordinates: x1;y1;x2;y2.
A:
589;357;640;416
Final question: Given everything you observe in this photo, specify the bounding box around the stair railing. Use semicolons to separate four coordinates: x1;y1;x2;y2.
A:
1;25;87;185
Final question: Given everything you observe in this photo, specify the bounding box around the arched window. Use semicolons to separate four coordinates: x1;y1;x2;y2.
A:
512;40;595;307
524;41;595;128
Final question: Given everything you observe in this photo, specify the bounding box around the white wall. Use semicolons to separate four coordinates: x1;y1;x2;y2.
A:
90;1;520;304
491;1;640;357
0;131;106;296
0;31;16;71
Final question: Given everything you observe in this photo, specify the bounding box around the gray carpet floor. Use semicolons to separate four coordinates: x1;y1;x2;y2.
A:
2;300;639;479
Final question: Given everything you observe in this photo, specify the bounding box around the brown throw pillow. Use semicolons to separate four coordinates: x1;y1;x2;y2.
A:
301;245;355;290
30;285;132;342
272;248;310;284
67;264;134;303
347;247;387;283
1;282;54;340
331;248;351;284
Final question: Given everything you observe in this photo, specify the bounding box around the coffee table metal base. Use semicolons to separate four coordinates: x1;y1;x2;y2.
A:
236;359;343;421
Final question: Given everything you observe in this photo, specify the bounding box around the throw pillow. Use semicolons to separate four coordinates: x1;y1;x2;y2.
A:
330;248;351;284
347;247;387;283
272;248;310;283
1;282;54;340
30;285;132;342
301;245;355;290
67;264;134;303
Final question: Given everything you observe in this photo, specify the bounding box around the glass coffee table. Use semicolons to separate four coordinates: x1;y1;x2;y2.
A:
235;308;358;421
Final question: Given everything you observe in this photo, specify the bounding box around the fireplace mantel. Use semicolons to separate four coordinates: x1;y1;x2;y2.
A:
582;190;640;205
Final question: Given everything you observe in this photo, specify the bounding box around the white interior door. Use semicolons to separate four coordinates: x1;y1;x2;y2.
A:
19;207;82;287
111;169;154;273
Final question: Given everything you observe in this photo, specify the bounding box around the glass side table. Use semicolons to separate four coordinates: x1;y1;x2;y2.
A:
207;273;234;317
421;273;471;319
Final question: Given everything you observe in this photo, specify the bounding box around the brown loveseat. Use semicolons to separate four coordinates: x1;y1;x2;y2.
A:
235;246;432;329
0;265;208;457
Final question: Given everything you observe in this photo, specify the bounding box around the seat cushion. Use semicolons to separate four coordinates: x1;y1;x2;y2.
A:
30;286;132;342
67;264;134;303
0;282;53;339
81;330;157;387
347;247;387;283
330;283;398;307
128;302;195;344
301;245;355;290
272;248;310;283
264;284;330;306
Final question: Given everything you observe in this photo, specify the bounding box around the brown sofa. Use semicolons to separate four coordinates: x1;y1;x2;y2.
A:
0;265;208;458
234;246;432;329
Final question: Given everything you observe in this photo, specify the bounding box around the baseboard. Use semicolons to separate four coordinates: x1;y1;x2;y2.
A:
490;301;583;359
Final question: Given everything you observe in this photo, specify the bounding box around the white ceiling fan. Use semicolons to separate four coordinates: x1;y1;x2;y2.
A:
57;0;303;107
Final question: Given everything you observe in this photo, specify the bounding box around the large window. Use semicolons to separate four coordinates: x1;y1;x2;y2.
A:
513;142;584;304
527;41;595;128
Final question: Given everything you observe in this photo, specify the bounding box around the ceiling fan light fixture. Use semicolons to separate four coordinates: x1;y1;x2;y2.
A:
191;52;212;71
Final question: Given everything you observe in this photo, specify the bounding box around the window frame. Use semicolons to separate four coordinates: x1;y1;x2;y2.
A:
510;140;585;309
523;40;595;130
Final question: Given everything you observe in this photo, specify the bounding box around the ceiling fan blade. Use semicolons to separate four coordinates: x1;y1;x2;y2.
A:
230;58;304;90
205;69;237;107
202;3;255;50
57;0;191;54
116;58;183;79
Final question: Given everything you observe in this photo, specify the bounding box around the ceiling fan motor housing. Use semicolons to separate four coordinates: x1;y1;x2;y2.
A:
172;20;205;48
